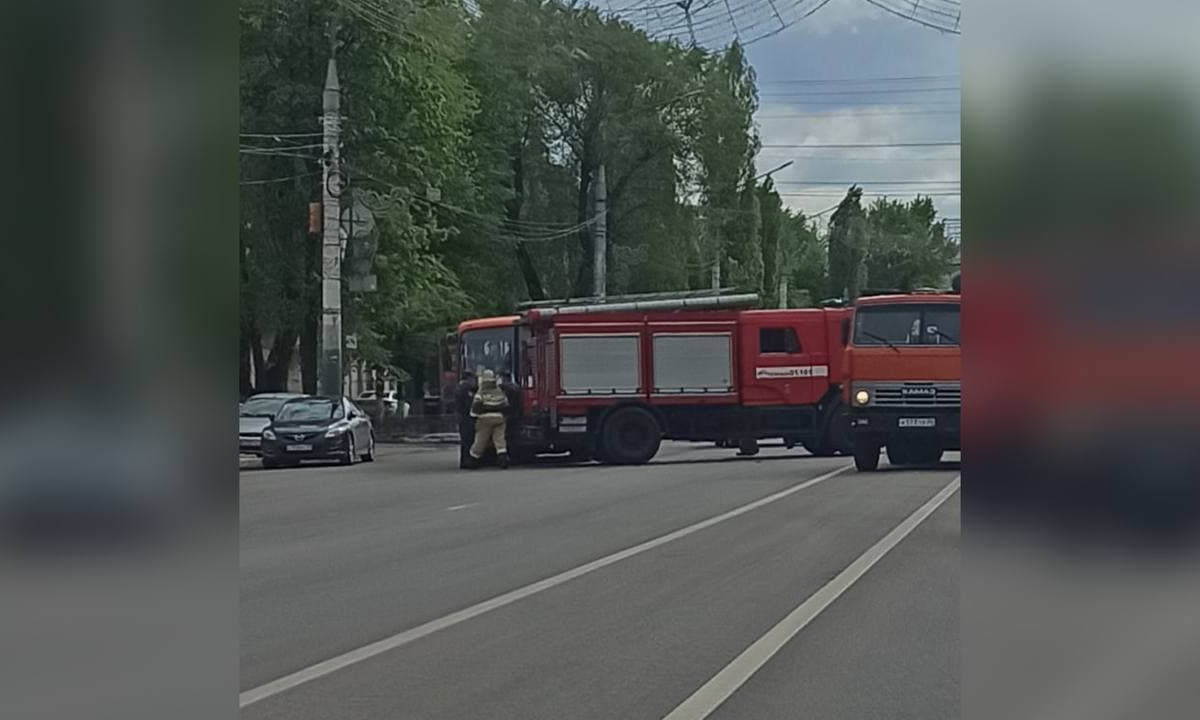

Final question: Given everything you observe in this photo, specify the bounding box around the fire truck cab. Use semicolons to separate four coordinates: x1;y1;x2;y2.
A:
844;290;961;471
456;293;852;465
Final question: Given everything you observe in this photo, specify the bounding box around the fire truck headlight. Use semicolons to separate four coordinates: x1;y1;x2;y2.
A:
854;389;871;406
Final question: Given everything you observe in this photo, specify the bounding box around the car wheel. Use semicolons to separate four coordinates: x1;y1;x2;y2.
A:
362;433;376;462
341;434;356;466
262;457;280;470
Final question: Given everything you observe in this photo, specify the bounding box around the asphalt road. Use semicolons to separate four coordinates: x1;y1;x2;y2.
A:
241;443;959;719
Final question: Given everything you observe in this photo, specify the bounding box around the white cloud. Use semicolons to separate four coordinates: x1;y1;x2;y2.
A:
755;103;960;223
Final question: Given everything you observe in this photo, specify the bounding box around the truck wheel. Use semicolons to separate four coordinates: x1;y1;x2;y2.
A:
914;447;944;465
828;403;853;455
887;442;912;466
854;441;881;471
601;407;662;465
802;440;835;457
808;398;852;456
737;438;760;456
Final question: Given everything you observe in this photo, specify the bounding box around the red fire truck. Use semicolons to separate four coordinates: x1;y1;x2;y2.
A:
843;289;961;471
455;293;852;465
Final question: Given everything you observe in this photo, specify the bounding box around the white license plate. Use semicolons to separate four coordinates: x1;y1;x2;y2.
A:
286;444;313;452
898;418;936;428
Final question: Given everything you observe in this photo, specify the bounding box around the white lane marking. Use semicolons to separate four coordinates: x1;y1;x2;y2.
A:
239;464;853;708
662;475;961;720
445;503;478;512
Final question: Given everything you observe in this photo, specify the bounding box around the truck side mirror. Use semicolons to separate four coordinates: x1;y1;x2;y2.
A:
840;317;850;346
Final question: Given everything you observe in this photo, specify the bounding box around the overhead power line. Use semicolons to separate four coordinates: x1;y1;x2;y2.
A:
605;0;959;49
861;0;962;34
755;109;960;119
759;141;960;148
758;74;959;85
779;190;960;197
240;171;322;186
774;180;959;186
240;132;323;139
757;86;959;97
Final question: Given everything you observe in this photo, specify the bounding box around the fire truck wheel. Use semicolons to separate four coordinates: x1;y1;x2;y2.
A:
913;447;944;465
828;403;853;454
887;442;912;466
601;407;662;465
802;441;835;457
737;438;760;456
854;441;881;471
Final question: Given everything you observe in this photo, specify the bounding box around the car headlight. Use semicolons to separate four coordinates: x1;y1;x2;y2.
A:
854;389;871;406
262;429;276;440
325;423;349;438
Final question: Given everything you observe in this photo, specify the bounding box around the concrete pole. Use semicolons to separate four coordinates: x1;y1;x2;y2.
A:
319;57;343;397
593;164;607;300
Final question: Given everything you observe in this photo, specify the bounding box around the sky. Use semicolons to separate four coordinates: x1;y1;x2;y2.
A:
742;0;961;232
609;0;961;237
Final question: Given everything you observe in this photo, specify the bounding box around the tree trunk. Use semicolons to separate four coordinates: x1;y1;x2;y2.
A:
250;323;265;394
262;330;297;392
506;137;546;301
240;323;254;399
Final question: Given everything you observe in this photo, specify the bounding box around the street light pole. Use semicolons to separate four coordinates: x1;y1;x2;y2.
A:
754;159;794;182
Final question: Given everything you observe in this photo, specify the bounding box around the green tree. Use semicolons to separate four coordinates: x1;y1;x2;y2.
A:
758;179;783;306
688;41;759;289
827;186;868;300
863;196;957;292
780;208;825;307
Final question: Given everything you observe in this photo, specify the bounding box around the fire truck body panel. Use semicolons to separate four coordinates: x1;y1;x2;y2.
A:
457;302;850;463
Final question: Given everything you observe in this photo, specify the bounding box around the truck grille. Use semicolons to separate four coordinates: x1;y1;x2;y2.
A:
870;382;961;408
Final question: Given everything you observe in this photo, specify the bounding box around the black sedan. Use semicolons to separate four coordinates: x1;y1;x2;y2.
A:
261;396;376;469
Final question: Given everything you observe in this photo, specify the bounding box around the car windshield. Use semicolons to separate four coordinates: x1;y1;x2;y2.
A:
240;396;292;417
275;398;340;423
460;327;516;377
854;303;960;346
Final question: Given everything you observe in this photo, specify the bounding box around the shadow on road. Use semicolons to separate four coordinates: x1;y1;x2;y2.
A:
873;460;962;473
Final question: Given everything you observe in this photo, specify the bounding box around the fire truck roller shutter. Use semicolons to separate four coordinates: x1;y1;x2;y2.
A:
651;333;733;394
559;334;641;396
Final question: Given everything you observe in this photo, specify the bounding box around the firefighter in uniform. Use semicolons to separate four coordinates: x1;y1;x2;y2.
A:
469;369;510;469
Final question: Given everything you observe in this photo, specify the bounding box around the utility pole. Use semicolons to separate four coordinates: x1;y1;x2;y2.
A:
779;276;788;308
593;163;607;300
319;56;343;397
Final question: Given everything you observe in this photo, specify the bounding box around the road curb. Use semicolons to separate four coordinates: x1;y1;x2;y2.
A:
382;434;461;446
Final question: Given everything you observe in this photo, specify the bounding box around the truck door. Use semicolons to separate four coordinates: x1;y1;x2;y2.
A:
741;318;822;406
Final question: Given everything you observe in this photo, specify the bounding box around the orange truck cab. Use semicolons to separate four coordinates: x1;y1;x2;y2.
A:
843;290;961;471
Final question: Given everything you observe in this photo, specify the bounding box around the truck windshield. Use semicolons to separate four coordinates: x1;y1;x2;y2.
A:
460;327;517;378
854;303;960;346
